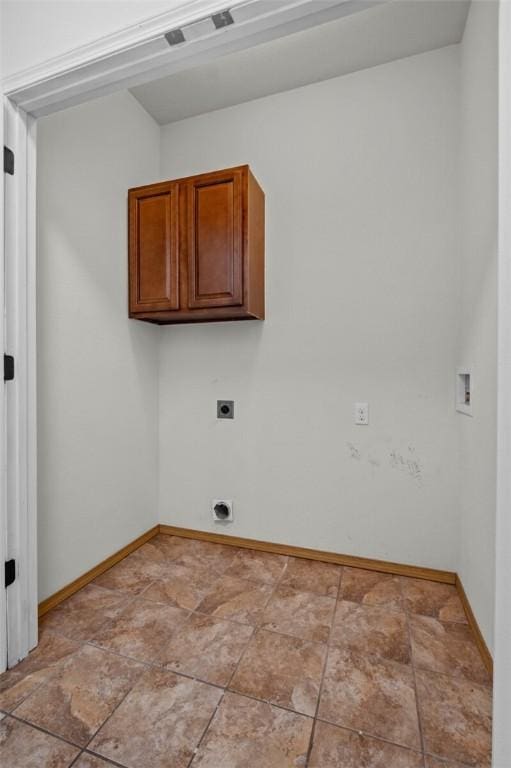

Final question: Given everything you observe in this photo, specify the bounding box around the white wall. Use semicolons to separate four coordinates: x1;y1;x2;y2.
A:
36;91;160;601
457;1;498;653
157;45;461;571
1;1;187;80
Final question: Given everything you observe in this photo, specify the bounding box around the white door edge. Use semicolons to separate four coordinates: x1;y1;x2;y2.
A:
0;99;7;675
3;98;37;667
493;1;511;764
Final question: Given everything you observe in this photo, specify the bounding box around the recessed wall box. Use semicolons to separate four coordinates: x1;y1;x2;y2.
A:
456;368;473;416
217;400;234;419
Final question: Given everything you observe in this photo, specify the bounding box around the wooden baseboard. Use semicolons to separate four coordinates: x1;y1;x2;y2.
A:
158;524;456;585
455;575;493;676
160;525;492;675
38;525;160;618
37;523;492;678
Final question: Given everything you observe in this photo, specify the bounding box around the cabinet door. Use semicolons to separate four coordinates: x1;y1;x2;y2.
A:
186;169;243;309
129;183;179;313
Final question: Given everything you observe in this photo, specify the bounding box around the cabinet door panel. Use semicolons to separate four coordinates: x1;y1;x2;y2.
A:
187;171;243;309
129;184;179;312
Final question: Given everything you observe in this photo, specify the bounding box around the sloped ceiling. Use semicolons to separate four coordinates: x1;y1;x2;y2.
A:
130;0;469;125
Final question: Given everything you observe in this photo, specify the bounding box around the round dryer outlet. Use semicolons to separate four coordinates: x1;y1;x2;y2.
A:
212;500;233;522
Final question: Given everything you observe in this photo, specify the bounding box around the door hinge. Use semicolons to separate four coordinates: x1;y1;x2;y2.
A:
3;146;14;175
4;355;14;381
4;559;15;588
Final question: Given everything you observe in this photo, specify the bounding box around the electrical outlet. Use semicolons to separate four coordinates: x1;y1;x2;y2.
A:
354;402;369;425
217;400;234;419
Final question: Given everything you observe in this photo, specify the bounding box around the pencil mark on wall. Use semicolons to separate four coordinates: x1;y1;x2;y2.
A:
390;448;423;483
346;442;423;484
347;442;361;461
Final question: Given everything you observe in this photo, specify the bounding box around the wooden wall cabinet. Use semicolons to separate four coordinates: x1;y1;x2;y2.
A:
128;165;264;324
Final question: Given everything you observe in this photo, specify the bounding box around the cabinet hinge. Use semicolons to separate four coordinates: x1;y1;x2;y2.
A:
3;146;14;175
4;355;14;381
5;559;15;588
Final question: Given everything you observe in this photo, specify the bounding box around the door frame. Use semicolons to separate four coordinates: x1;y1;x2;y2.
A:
0;0;373;671
493;1;511;764
0;72;6;674
2;99;38;669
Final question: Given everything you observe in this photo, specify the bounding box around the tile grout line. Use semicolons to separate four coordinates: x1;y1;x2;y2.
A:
306;572;433;762
6;720;100;768
4;673;58;717
7;698;429;768
400;576;427;763
10;541;490;767
77;662;148;762
22;623;485;763
409;661;495;688
68;748;85;767
89;552;292;767
7;711;86;750
84;640;165;671
223;554;291;690
40;595;140;647
82;748;136;768
64;580;192;763
9;638;151;762
13;555;340;764
185;689;226;768
45;597;341;663
185;555;293;767
43;614;341;710
4;630;89;718
314;713;427;757
46;549;427;659
187;558;289;768
77;596;245;765
304;564;344;767
82;556;290;690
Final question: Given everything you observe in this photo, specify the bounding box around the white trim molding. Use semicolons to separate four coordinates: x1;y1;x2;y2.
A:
2;0;378;117
493;1;511;764
0;101;7;674
3;98;38;667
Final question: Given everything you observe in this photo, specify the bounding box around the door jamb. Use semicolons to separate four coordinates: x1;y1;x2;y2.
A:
493;1;511;764
0;89;6;676
3;98;37;668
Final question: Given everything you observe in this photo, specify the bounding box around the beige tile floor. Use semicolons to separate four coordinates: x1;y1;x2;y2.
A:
0;534;493;767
